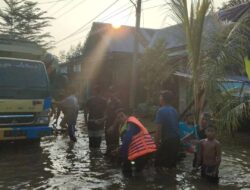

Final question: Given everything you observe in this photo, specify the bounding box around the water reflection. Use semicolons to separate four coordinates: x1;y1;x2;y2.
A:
0;141;53;189
0;113;249;190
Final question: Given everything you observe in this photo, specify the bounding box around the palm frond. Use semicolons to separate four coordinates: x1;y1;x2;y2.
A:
169;0;212;123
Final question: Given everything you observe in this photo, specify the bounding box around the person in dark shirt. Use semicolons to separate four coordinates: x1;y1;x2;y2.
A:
86;86;107;148
104;87;122;156
155;90;180;169
43;54;69;101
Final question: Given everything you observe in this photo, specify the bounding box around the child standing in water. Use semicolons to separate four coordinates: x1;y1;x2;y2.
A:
199;123;221;183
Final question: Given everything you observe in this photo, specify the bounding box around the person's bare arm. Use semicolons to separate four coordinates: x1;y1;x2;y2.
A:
215;141;221;167
197;140;204;167
55;104;61;125
107;117;119;133
155;124;162;147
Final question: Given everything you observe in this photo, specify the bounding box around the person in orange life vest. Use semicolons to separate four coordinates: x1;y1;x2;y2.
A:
115;109;157;177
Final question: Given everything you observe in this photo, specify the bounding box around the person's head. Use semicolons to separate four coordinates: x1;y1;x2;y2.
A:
66;85;75;96
205;123;216;140
185;112;194;125
200;112;211;128
57;90;65;101
92;85;101;96
159;90;174;106
115;108;128;124
42;53;55;75
58;85;75;100
107;86;116;99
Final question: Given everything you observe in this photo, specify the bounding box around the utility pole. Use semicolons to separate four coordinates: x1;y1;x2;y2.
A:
129;0;142;111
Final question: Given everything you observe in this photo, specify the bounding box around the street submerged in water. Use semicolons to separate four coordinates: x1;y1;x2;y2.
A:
0;111;250;190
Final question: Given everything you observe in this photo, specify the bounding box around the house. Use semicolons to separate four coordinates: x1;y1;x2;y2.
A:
148;15;222;112
71;22;157;107
218;2;250;78
58;55;85;104
218;2;250;22
58;63;68;74
64;15;233;112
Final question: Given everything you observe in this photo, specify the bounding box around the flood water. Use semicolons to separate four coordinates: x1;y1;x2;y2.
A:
0;111;250;190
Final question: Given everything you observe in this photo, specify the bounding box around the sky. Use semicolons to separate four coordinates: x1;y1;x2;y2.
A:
0;0;229;56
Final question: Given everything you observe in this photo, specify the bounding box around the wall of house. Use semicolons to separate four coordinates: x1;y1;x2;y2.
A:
178;77;188;114
177;76;193;118
162;75;179;111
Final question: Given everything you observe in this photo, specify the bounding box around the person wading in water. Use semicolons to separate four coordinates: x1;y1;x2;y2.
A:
154;90;180;171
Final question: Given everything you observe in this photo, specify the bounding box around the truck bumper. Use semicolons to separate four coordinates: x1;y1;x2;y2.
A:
0;126;52;141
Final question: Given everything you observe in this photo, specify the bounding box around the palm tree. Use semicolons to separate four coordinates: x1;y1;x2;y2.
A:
203;11;250;133
221;0;250;10
169;0;211;125
139;40;176;104
169;0;250;132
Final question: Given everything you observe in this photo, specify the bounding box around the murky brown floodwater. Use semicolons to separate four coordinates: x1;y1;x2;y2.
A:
0;111;250;190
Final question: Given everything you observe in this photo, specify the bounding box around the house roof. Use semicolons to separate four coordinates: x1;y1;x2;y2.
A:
218;2;250;22
149;15;221;51
149;24;185;50
84;22;157;54
83;16;220;58
0;35;43;56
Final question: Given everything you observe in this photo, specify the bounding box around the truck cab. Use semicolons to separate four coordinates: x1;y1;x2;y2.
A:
0;57;52;141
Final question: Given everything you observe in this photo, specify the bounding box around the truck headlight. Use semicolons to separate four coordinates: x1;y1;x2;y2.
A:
35;109;50;124
36;117;49;124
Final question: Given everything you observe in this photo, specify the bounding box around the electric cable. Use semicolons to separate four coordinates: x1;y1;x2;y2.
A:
50;0;77;16
54;0;120;45
56;0;88;19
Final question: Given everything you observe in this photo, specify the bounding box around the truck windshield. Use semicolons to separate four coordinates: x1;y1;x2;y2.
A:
0;59;49;99
0;59;48;88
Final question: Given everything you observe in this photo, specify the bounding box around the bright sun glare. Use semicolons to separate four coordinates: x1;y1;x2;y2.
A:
112;22;121;29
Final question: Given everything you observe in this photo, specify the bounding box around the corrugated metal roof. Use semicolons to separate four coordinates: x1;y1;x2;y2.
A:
80;16;221;64
86;22;157;54
149;24;184;49
149;15;221;50
218;2;250;22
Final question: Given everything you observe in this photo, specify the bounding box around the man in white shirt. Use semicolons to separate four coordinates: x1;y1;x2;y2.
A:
56;87;79;142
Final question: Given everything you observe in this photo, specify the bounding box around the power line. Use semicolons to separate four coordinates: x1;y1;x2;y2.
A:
99;2;131;22
56;4;133;47
50;0;77;16
56;0;88;19
57;26;106;48
100;4;133;22
56;6;131;47
54;0;120;45
125;7;134;24
57;5;134;48
46;0;69;12
55;0;157;44
38;0;68;5
56;0;159;48
142;4;164;11
99;0;151;22
100;0;154;22
54;0;154;45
